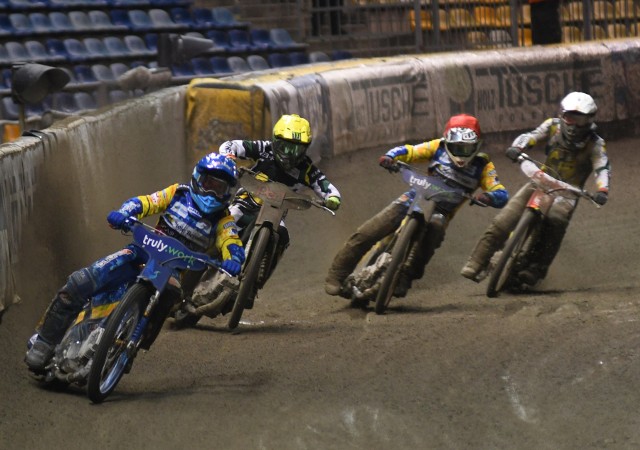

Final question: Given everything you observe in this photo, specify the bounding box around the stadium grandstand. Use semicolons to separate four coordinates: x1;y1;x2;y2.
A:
0;0;637;141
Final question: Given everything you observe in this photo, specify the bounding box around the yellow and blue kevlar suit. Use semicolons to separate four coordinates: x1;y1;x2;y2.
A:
326;138;508;289
35;184;243;345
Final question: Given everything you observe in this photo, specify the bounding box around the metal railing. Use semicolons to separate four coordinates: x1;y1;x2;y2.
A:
302;0;640;57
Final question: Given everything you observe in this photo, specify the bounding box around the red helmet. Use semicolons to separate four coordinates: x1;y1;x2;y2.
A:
443;114;482;168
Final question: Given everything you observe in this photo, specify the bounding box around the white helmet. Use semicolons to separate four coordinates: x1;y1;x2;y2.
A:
560;92;597;142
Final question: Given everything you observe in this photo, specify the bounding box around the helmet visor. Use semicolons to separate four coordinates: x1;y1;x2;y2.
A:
273;139;308;168
446;142;478;158
197;173;231;198
562;111;593;127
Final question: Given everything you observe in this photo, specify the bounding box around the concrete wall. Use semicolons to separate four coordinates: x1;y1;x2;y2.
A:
2;39;640;317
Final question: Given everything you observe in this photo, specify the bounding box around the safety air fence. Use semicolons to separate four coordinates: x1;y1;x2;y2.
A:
1;39;640;316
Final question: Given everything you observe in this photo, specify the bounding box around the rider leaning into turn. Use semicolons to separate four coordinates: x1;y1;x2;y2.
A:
24;153;245;372
325;113;509;298
219;113;341;295
461;91;611;285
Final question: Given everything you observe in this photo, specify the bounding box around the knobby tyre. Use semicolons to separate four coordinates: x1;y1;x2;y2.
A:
228;226;271;330
374;218;419;315
486;209;537;298
87;283;149;403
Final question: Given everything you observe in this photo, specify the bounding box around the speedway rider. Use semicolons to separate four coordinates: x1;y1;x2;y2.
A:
25;153;245;371
325;113;509;298
461;92;611;285
218;113;341;306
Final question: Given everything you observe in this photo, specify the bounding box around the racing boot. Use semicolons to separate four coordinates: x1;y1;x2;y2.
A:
518;264;545;286
25;337;55;371
460;258;487;283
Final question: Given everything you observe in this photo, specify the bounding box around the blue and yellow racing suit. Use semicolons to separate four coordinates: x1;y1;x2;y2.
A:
36;184;242;345
326;138;508;288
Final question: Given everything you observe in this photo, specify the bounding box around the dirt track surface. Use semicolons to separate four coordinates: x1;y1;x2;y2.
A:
1;137;640;450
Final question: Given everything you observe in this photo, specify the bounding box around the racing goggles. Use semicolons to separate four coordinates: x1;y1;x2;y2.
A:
446;142;478;157
562;111;593;127
196;173;231;198
273;139;308;160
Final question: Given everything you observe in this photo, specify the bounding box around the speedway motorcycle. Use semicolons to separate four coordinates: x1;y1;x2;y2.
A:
173;167;335;330
485;152;599;298
81;218;225;403
340;161;475;314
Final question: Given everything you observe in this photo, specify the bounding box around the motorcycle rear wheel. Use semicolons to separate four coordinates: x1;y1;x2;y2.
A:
228;226;271;330
486;209;537;298
374;218;419;314
87;284;148;403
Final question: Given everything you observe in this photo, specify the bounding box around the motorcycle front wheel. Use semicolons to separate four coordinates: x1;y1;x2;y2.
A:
374;218;419;315
486;209;537;298
228;226;271;330
87;283;149;403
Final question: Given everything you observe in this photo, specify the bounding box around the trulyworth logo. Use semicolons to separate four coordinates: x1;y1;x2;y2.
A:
143;235;196;265
409;175;431;188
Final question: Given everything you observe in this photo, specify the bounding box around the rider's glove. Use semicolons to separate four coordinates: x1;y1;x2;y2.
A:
473;192;493;207
222;244;244;276
221;257;242;276
325;196;341;211
505;147;522;162
107;210;130;230
378;155;395;169
593;190;608;206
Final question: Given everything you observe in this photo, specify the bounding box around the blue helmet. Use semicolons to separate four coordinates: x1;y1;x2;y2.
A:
190;153;237;214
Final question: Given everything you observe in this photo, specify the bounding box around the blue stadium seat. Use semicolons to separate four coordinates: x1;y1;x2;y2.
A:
171;61;195;80
148;8;182;31
289;51;310;65
8;0;47;10
91;63;116;82
63;38;92;62
128;9;155;32
124;35;154;57
109;9;132;29
226;55;250;73
51;92;79;114
45;38;68;60
68;11;94;32
331;49;353;60
73;64;98;84
309;51;330;63
1;96;20;121
88;10;127;32
0;14;14;37
169;7;197;29
28;13;53;35
267;52;292;68
191;57;212;75
49;12;75;34
211;7;249;30
210;55;233;75
246;54;269;71
144;33;158;52
110;62;129;78
8;13;34;36
103;36;132;58
249;28;272;51
25;40;64;63
192;8;215;29
5;41;30;62
269;28;307;51
227;29;254;52
205;29;231;52
74;91;98;112
83;37;110;59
